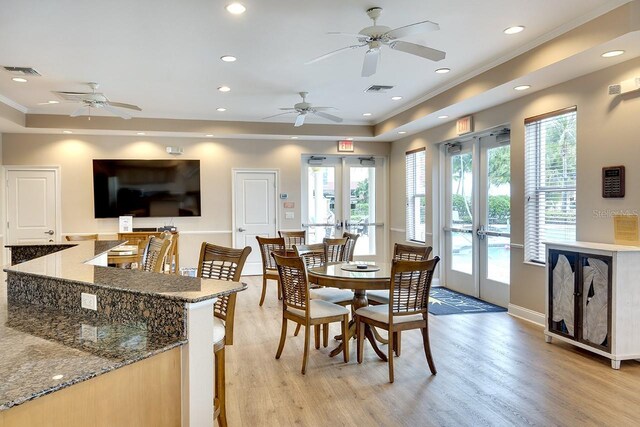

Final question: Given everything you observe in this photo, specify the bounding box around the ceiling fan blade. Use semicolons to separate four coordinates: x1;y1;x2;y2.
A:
306;44;367;64
279;108;297;111
385;20;440;40
328;31;369;39
294;113;306;127
70;106;88;117
312;107;337;111
102;104;132;119
390;41;446;61
313;111;343;123
262;111;297;120
361;49;380;77
108;101;142;111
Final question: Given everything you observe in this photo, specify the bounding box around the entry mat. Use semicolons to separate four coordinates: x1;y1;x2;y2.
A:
428;287;507;315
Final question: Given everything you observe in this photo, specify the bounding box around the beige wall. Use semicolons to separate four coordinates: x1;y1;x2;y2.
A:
389;56;640;314
2;135;390;266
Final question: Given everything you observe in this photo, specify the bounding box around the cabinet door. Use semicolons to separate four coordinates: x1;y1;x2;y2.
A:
578;254;612;351
548;250;578;338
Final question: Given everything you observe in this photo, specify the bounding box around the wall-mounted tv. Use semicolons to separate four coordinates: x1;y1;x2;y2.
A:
93;159;201;218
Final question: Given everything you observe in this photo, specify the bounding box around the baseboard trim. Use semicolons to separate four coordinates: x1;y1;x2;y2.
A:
508;304;544;326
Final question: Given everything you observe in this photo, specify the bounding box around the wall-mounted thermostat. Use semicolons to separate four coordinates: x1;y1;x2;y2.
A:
280;193;288;199
602;166;625;198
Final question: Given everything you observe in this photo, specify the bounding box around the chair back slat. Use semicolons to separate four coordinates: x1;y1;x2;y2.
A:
140;233;172;273
324;237;348;263
341;232;360;261
256;236;286;271
272;253;309;312
390;257;440;315
197;243;251;322
278;230;306;249
393;243;433;261
294;243;326;269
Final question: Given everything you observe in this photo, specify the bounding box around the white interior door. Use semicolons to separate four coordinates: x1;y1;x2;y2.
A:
302;156;386;263
6;168;59;244
233;170;277;275
443;132;511;307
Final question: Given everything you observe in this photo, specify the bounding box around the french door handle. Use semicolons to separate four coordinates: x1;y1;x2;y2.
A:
476;226;486;240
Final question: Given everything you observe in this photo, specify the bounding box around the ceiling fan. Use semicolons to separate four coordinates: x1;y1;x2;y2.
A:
263;92;343;127
307;6;446;77
52;82;142;119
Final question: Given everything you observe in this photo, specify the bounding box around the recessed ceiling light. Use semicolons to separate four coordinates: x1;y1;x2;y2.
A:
391;96;403;101
62;130;72;134
398;131;407;135
218;86;231;92
362;112;372;117
205;134;214;137
435;68;450;74
504;26;525;35
11;77;27;83
216;107;227;112
514;85;531;91
291;136;299;139
52;374;64;380
225;3;246;14
137;132;146;136
601;50;625;58
437;115;449;119
47;100;59;104
220;55;237;62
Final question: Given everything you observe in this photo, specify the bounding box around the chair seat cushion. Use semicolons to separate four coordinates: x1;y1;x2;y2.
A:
367;289;389;304
355;304;425;324
287;299;350;319
213;317;226;344
309;287;353;304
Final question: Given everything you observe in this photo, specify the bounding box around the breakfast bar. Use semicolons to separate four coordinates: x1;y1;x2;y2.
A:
1;240;246;427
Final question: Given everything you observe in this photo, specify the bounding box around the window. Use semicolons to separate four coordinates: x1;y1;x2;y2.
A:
525;107;577;263
406;148;426;242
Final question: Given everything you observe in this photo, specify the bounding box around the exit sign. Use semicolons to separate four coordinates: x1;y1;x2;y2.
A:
456;115;473;135
337;140;354;152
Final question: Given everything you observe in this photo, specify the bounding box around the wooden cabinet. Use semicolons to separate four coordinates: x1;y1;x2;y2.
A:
545;242;640;369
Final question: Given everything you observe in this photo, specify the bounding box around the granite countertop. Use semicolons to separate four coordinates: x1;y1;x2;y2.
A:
4;240;247;303
0;287;185;411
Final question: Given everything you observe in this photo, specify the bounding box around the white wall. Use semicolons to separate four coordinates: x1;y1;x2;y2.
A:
389;56;640;314
2;135;390;266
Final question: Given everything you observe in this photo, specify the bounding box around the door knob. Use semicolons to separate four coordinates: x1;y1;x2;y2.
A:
238;227;246;232
45;230;54;235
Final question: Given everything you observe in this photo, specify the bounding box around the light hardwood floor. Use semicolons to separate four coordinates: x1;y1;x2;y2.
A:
226;276;640;426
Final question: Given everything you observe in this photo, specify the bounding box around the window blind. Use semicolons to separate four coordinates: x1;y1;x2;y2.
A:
406;148;426;242
524;107;577;263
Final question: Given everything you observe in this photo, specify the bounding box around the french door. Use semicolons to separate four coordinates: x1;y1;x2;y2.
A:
443;133;511;307
302;156;386;262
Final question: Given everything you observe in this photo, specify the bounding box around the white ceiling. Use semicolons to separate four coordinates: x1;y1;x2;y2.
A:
0;0;631;128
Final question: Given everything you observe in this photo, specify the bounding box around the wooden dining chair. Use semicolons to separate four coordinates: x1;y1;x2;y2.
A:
278;230;306;249
197;242;251;427
256;236;286;306
341;232;360;261
368;243;433;305
65;234;98;241
272;253;350;374
323;237;348;262
139;233;172;273
356;257;440;383
294;243;353;347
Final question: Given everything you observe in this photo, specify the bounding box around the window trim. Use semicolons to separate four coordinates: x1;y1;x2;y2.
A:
406;147;426;243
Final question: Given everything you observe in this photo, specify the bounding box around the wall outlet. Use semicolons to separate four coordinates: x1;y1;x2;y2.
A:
81;324;98;342
285;211;294;219
81;292;97;311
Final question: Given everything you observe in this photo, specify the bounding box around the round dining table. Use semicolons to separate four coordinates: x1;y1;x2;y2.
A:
307;261;391;361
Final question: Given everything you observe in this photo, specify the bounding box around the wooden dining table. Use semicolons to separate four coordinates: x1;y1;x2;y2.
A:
307;261;391;361
107;244;141;267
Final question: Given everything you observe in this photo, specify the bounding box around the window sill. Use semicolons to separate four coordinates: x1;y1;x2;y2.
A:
523;261;546;268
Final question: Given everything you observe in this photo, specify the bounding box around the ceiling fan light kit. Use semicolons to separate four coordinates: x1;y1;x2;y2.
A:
307;6;446;77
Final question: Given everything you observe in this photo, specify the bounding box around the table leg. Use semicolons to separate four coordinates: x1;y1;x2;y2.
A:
329;290;387;361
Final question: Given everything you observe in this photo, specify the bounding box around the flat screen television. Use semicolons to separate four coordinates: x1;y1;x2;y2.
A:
93;159;201;218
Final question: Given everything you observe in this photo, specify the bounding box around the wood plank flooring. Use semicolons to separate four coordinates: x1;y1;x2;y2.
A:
226;276;640;426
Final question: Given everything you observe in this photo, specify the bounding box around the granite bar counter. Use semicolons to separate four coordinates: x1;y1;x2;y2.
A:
2;240;246;427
